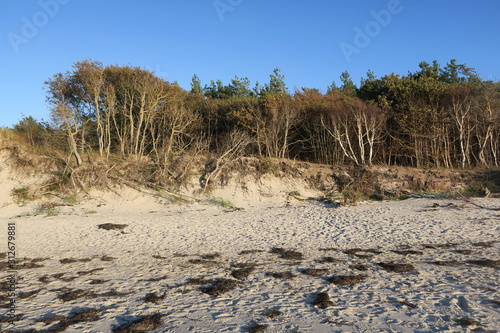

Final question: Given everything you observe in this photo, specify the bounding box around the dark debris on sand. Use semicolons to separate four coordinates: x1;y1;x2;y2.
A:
455;318;480;326
472;241;496;248
18;289;41;299
60;258;92;264
58;289;86;302
98;223;128;231
143;293;165;304
90;279;109;285
316;257;344;264
152;255;168;259
200;253;220;260
391;250;424;255
344;248;382;258
328;275;367;286
52;273;77;282
378;262;415;273
188;259;220;267
397;301;417;309
112;313;164;333
78;268;105;275
231;267;256;280
300;268;329;276
38;308;102;332
265;271;296;280
430;260;462;267
466;259;499;268
270;248;304;260
239;250;265;255
247;321;268;333
312;292;334;308
263;308;282;318
351;264;370;271
185;277;211;285
141;275;168;282
200;278;242;297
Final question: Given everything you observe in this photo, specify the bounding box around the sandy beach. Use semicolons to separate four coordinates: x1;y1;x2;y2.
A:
1;195;499;332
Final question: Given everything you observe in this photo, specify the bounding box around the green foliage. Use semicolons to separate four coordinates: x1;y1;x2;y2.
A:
84;210;97;214
205;195;236;209
34;202;60;217
63;194;79;205
14;212;33;218
339;71;357;96
11;187;32;205
287;191;304;201
13;116;50;148
190;74;203;95
459;181;500;198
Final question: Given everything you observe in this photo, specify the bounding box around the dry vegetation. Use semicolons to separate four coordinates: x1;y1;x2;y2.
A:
2;58;500;207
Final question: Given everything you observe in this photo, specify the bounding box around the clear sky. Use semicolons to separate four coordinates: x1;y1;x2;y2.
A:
1;0;499;127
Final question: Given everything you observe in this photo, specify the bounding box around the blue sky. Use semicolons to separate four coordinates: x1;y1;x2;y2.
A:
1;0;499;127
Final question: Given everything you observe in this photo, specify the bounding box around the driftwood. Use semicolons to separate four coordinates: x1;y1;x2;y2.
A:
453;190;500;211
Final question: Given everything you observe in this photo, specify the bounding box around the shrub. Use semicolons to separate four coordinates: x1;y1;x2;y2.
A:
205;196;235;209
11;187;32;205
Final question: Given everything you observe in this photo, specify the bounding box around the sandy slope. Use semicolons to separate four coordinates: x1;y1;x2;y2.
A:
0;196;499;333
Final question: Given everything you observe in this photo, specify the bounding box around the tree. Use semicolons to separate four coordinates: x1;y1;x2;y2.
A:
320;94;385;165
340;71;357;97
443;83;476;168
441;59;478;84
190;74;203;95
13;116;49;147
70;60;106;156
45;72;84;166
263;68;288;96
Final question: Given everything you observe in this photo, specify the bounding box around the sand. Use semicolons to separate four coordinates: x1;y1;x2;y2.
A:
0;193;499;332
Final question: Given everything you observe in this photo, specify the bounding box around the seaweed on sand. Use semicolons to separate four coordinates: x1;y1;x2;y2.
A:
378;262;415;273
112;313;164;333
328;275;367;286
312;292;334;308
200;278;242;297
